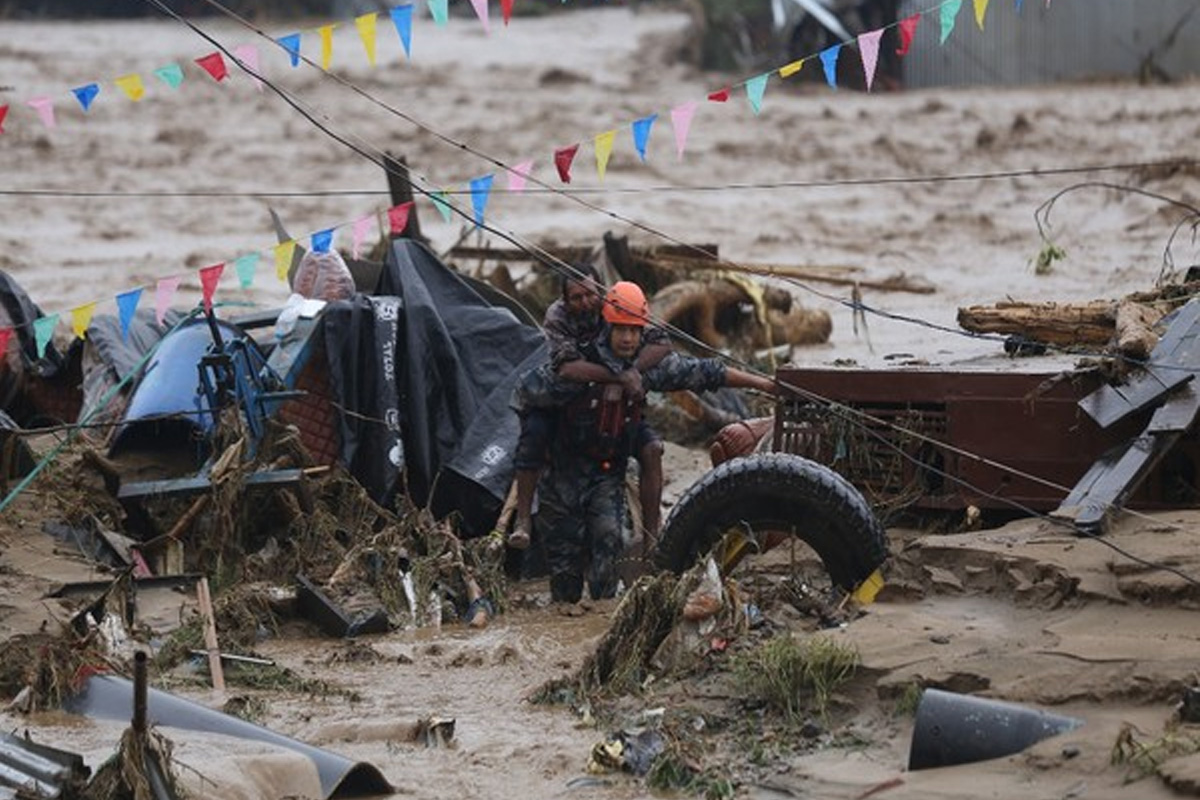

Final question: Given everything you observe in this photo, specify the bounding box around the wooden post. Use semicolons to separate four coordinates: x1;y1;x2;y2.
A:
383;152;426;244
196;577;225;693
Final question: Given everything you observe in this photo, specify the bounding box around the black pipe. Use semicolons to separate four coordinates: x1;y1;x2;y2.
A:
132;650;148;734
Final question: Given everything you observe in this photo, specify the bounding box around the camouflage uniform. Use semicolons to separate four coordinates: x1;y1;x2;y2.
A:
538;344;734;603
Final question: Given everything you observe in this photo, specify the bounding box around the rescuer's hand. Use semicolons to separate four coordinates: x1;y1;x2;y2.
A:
618;368;645;401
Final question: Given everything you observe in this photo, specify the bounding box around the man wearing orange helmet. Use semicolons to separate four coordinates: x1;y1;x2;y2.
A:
508;266;671;552
536;281;776;604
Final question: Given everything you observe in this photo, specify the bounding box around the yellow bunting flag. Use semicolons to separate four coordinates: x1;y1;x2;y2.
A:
71;302;96;339
319;24;335;70
779;59;804;78
114;74;146;101
355;13;378;66
974;0;989;28
594;130;615;181
274;240;297;281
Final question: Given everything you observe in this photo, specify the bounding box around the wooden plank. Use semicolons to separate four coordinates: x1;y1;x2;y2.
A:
119;468;303;502
1079;298;1200;428
196;577;225;693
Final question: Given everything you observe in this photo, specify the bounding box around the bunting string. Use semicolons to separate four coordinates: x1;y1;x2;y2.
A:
1;0;1064;351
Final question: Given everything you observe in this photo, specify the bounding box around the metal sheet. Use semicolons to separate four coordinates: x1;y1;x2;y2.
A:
65;674;391;800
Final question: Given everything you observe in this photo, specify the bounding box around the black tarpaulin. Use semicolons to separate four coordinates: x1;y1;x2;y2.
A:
324;239;545;532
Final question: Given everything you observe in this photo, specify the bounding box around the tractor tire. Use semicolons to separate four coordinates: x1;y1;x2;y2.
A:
654;452;888;591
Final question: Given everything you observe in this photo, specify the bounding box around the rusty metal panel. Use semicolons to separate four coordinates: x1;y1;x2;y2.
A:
774;366;1200;514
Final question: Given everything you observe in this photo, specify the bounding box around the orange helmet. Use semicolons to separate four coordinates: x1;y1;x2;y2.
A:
602;281;650;327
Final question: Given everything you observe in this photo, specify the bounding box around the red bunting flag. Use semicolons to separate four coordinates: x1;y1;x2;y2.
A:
707;87;731;103
896;13;920;56
199;263;224;310
388;202;413;234
0;105;8;133
195;52;229;82
0;327;11;357
554;144;579;184
501;0;513;25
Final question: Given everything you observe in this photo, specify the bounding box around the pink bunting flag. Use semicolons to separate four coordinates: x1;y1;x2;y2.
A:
388;202;413;235
0;328;11;358
469;0;490;32
554;145;579;184
233;44;263;91
670;102;697;160
501;0;514;25
26;97;55;129
199;263;224;310
508;160;533;192
707;87;730;103
195;52;229;82
0;105;7;133
352;215;373;259
858;29;884;92
155;276;182;325
896;13;920;56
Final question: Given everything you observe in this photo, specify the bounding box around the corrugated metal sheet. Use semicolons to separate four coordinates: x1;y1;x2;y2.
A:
0;731;88;799
899;0;1200;87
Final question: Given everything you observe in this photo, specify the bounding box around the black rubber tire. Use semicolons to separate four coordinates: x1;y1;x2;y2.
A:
654;453;888;591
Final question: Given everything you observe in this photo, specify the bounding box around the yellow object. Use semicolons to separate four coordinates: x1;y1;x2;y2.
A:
850;568;885;605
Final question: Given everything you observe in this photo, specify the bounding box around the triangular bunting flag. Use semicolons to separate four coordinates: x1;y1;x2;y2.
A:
195;52;229;82
33;315;58;358
508;160;533;192
278;34;302;67
388;202;413;234
115;288;142;341
351;217;373;259
311;229;334;253
469;0;490;32
501;0;514;25
745;74;769;113
897;13;920;56
233;44;263;91
390;6;414;58
115;74;146;101
940;0;963;44
858;29;884;91
707;87;730;102
430;189;453;223
631;114;657;162
155;276;181;325
469;175;493;227
0;328;11;358
974;0;989;29
429;0;449;27
71;83;100;112
554;144;579;183
275;241;297;281
819;45;842;89
0;105;8;134
153;63;184;89
670;102;696;160
594;130;616;181
71;302;96;339
199;263;224;311
318;25;335;70
355;13;379;65
779;59;804;78
26;97;55;129
233;254;259;288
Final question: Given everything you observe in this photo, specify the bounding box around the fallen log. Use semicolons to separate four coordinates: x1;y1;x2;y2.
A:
956;299;1164;357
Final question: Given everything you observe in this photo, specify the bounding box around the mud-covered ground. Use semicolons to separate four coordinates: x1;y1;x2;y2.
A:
3;4;1200;800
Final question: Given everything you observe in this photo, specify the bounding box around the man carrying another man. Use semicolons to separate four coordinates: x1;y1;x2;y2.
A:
526;280;777;604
